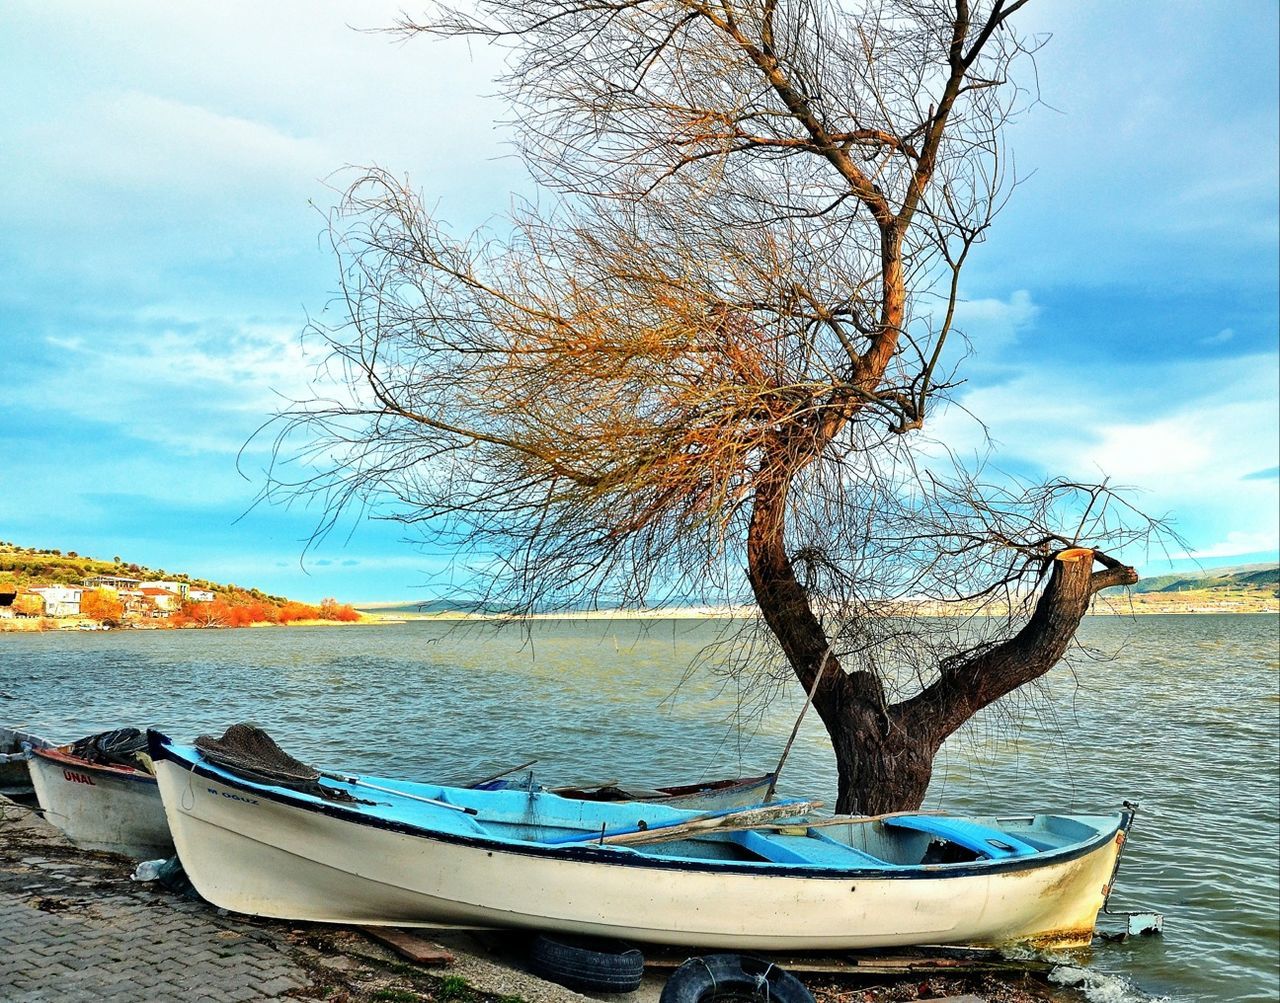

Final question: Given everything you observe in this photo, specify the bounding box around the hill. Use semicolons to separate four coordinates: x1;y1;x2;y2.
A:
1119;563;1279;594
1097;561;1279;614
0;540;286;605
0;540;362;629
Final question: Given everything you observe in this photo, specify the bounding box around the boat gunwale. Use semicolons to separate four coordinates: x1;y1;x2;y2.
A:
33;746;158;784
149;732;1128;881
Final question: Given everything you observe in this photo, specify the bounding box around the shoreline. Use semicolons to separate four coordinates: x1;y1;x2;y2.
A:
2;596;1274;633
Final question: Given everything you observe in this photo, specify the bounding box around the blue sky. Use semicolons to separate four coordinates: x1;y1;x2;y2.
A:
1;1;1276;603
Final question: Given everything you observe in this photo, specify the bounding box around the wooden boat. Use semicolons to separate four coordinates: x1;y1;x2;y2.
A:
483;772;777;810
0;726;52;802
150;730;1134;950
28;732;174;858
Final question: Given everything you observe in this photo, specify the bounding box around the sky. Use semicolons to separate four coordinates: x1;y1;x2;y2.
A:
1;1;1276;604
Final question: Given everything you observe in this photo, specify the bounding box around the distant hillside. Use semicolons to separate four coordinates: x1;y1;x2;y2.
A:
361;561;1280;619
0;540;286;604
356;599;492;617
1095;561;1279;614
1122;563;1279;594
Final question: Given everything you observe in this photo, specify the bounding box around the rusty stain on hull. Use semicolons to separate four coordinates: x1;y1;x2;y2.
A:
983;831;1123;949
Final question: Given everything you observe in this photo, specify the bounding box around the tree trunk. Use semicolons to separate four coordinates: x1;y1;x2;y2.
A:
747;462;928;814
749;464;1140;814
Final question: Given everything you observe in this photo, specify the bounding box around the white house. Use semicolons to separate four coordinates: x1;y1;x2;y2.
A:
187;588;216;603
30;586;84;617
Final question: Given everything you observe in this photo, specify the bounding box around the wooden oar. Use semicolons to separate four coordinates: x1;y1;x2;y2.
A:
607;800;827;846
691;808;948;837
467;759;539;788
319;771;479;815
547;799;823;847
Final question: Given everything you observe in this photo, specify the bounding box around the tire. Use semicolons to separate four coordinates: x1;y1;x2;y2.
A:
528;933;646;993
659;955;814;1003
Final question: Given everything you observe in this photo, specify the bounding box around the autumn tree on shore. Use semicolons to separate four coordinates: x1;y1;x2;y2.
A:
80;588;124;626
266;0;1160;813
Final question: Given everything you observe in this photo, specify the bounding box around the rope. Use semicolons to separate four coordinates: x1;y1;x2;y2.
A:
753;961;777;1002
696;957;719;998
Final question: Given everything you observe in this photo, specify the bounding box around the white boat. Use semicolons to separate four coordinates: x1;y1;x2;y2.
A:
150;730;1133;950
28;741;174;858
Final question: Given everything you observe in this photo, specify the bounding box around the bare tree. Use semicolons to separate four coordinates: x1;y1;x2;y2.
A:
264;0;1162;813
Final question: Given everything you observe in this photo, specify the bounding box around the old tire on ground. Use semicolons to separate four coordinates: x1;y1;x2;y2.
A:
659;955;814;1003
528;933;646;993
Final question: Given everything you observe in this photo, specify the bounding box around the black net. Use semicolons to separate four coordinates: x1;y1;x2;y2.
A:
69;727;151;771
194;724;368;804
195;723;320;785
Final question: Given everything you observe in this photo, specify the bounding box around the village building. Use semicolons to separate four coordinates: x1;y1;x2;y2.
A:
29;586;84;617
187;588;215;603
82;574;142;590
117;589;153;619
137;586;182;613
145;580;190;599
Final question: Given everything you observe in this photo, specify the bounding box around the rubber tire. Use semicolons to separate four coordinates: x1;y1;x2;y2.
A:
659;955;814;1003
528;934;646;994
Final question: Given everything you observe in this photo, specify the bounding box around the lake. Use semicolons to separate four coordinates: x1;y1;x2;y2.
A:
2;613;1276;1002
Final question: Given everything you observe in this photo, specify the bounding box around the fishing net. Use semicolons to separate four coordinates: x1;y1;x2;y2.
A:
194;724;368;804
69;727;152;772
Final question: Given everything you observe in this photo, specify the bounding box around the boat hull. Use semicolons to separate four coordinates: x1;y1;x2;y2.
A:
0;727;51;801
155;756;1124;950
29;749;173;858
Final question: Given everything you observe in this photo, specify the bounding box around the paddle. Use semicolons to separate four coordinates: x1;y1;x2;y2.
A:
319;771;480;815
604;800;827;846
672;808;950;839
467;758;539;788
545;798;823;847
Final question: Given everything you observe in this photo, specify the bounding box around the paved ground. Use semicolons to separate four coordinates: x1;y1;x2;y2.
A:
0;796;313;1000
0;795;600;1003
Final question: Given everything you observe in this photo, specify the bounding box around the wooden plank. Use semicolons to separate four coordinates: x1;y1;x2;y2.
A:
362;926;456;966
641;948;1050;977
919;996;988;1003
921;992;988;1002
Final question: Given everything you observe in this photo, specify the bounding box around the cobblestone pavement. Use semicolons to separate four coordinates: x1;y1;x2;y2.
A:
0;796;311;1001
0;795;606;1003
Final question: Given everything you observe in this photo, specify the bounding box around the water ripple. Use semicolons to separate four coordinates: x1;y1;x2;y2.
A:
1;613;1276;1001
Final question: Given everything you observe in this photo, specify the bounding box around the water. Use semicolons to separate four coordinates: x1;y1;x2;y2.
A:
1;614;1276;1001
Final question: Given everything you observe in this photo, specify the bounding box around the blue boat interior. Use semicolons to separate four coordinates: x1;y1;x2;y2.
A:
166;741;1116;873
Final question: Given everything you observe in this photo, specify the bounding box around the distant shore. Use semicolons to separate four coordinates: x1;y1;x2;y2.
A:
0;614;395;633
359;592;1277;622
4;589;1273;632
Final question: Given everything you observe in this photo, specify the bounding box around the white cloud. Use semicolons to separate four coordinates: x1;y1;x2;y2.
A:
14;315;328;454
1199;327;1235;346
1169;532;1280;562
931;352;1280;560
953;289;1039;351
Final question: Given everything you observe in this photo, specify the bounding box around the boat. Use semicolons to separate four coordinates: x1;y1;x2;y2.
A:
28;728;174;858
150;727;1134;950
482;772;777;811
0;726;52;802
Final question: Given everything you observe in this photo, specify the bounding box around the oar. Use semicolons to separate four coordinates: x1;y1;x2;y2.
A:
467;758;539;788
546;799;822;847
681;808;949;838
767;645;833;801
604;800;826;846
319;771;479;815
